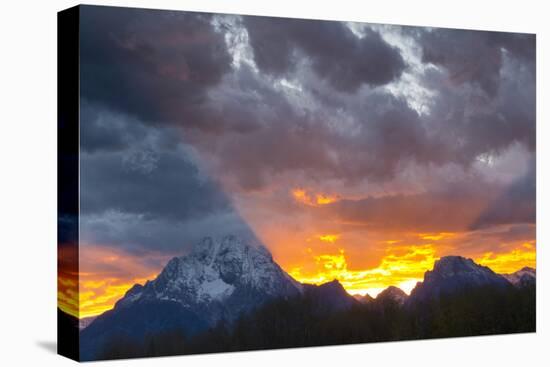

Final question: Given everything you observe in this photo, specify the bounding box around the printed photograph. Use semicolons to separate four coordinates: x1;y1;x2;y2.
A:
58;5;536;361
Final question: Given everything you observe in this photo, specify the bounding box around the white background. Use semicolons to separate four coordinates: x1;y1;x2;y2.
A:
0;0;548;365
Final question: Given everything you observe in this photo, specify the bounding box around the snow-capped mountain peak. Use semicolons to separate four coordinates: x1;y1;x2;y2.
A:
115;235;302;321
432;256;486;277
502;266;536;287
407;256;511;305
376;285;408;305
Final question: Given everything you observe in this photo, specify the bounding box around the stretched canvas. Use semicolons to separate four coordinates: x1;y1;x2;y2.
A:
58;5;536;362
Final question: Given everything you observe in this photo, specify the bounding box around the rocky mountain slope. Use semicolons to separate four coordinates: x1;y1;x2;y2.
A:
407;256;512;306
502;266;536;287
80;235;303;360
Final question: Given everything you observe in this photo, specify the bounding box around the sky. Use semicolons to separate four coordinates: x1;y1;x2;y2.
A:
58;6;536;318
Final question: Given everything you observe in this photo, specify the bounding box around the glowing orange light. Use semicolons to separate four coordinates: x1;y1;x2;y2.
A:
316;194;338;205
58;274;79;318
74;236;536;319
476;242;536;274
418;232;456;241
76;244;169;318
318;234;340;243
385;240;400;245
291;188;338;206
289;244;438;298
78;275;156;318
291;188;311;205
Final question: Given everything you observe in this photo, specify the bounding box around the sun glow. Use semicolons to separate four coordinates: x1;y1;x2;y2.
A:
316;194;338;205
476;242;536;273
318;234;340;243
292;188;339;206
74;245;169;318
418;232;456;241
289;244;438;297
72;240;537;319
78;275;155;318
58;274;79;318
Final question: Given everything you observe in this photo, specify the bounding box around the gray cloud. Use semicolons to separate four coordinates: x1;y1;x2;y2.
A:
79;102;255;254
470;159;535;229
80;5;232;129
243;16;407;92
417;28;535;97
80;141;230;222
416;37;535;168
77;7;536;256
319;180;497;232
183;62;457;191
80;210;253;256
79;100;159;153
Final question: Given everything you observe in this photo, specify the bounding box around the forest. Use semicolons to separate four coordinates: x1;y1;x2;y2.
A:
96;283;535;360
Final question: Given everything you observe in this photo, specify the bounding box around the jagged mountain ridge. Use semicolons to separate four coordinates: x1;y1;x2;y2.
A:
115;235;303;323
503;266;536;287
78;316;97;331
303;280;358;314
81;239;535;360
80;235;303;360
111;250;533;317
354;293;375;304
407;256;513;306
376;285;408;305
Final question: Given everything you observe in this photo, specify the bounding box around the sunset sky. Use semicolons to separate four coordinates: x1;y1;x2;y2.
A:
58;6;536;318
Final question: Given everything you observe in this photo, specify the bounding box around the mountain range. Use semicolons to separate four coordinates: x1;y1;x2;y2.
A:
78;235;536;361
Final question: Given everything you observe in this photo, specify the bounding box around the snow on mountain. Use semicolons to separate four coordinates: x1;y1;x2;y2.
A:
502;267;536;287
80;235;304;360
407;256;511;305
114;235;303;321
78;316;97;330
354;293;375;304
80;248;532;360
376;286;408;306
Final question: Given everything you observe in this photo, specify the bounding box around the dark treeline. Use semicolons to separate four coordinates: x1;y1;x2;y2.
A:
97;284;535;360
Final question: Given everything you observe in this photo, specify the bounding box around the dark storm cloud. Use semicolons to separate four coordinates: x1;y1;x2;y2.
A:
317;159;536;233
58;215;78;244
80;141;230;221
78;100;256;253
79;5;232;128
77;7;536;255
78;8;535;194
466;224;535;246
80;210;254;255
417;29;535;97
181;24;534;194
470;160;536;229
243;16;406;92
80;100;155;153
321;180;497;232
339;93;449;179
416;42;535;168
189;64;451;190
444;223;536;257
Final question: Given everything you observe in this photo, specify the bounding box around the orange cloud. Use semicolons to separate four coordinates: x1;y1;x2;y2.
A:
316;194;338;205
287;232;537;299
58;274;79;318
318;234;340;243
289;244;438;297
79;275;155;318
292;188;338;206
73;232;536;318
418;232;456;241
58;244;79;318
77;245;169;318
476;242;536;273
